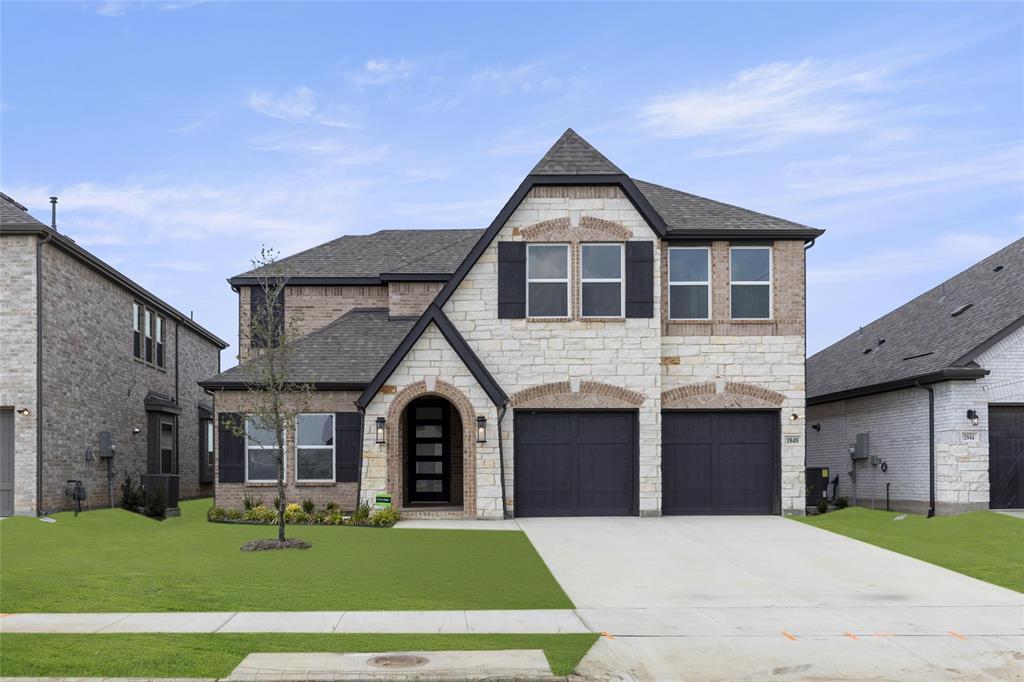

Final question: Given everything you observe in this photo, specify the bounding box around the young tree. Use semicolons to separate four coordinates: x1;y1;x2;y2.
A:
229;247;312;542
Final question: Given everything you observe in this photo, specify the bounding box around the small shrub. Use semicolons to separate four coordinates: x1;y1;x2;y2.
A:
368;508;400;527
324;501;339;513
224;508;243;520
326;512;344;525
208;506;227;521
120;476;142;510
301;498;315;514
816;499;829;515
145;489;166;519
834;496;849;510
244;506;275;523
351;500;372;524
242;494;264;511
284;506;307;524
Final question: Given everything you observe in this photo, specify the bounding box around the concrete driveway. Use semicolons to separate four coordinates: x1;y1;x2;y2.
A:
518;516;1024;681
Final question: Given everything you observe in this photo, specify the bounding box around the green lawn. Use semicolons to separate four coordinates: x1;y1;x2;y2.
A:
0;498;572;612
797;508;1024;592
0;633;598;678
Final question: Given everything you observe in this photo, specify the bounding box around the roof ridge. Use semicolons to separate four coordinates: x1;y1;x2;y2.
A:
388;231;483;273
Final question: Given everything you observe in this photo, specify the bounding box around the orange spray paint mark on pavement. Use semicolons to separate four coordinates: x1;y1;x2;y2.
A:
781;631;797;641
601;631;615;640
948;631;966;640
844;631;859;640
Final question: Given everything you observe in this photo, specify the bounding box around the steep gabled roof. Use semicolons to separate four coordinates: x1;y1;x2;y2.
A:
0;192;228;349
530;128;624;175
807;237;1024;404
200;308;417;390
229;229;482;285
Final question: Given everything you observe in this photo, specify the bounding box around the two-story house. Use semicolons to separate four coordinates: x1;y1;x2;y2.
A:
201;130;823;518
0;192;227;516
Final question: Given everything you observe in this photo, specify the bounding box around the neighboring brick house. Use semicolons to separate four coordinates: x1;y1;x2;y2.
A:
202;129;823;519
807;238;1024;515
0;193;227;516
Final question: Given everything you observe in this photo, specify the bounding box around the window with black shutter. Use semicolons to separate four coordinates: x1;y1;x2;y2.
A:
132;302;142;359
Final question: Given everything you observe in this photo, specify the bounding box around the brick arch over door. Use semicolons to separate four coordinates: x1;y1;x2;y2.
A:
385;380;477;518
662;381;786;409
511;380;645;410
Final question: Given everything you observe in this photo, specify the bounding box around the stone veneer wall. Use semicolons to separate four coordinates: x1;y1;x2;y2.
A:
0;235;39;514
38;244;221;511
806;325;1024;514
213;389;362;510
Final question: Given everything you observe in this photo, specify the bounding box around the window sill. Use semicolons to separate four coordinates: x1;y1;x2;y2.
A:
244;482;281;487
525;317;627;323
295;481;338;487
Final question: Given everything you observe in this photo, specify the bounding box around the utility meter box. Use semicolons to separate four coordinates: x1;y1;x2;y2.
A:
850;432;870;461
98;431;115;458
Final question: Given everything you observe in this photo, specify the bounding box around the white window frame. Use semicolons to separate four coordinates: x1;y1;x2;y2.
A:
205;421;215;467
729;246;773;320
668;246;712;321
294;413;336;483
579;242;625;318
526;243;571;319
245;417;284;483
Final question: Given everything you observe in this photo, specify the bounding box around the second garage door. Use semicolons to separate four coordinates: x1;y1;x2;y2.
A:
515;410;637;517
662;410;778;515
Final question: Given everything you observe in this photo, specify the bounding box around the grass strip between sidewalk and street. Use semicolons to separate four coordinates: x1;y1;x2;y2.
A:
797;508;1024;592
0;633;599;678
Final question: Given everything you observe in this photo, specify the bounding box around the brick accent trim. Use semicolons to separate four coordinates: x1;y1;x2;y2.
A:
511;380;645;409
517;216;633;243
530;186;622;199
384;380;477;518
662;381;784;409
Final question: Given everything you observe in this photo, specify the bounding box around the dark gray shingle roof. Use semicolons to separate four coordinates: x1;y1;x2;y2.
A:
201;308;416;388
530;128;624;175
633;180;818;235
807;237;1024;401
0;192;47;227
233;229;482;281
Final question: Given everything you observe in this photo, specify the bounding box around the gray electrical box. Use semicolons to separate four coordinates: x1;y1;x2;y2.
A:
850;432;870;461
98;431;114;458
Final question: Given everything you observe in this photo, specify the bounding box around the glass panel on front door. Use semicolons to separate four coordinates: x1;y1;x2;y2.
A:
407;398;449;503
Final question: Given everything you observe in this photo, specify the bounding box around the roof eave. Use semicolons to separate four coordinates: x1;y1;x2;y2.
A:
664;228;825;241
199;379;369;391
228;273;453;287
807;367;990;406
949;312;1024;368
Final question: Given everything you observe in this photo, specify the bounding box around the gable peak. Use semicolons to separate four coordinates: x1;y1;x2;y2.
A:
530;128;624;176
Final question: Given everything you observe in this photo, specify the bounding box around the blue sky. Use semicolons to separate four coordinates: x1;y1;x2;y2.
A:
3;1;1022;365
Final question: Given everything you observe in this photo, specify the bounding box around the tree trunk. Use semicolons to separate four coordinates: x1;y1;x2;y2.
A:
277;429;286;542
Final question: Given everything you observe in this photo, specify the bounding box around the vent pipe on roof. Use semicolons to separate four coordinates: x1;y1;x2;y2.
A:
49;196;58;231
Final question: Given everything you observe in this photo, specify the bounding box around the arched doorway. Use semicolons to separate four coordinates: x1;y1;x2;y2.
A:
403;396;464;508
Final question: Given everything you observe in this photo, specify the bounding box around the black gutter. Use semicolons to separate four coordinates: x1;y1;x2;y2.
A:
227;273;454;287
34;229;53;516
807;367;989;406
665;229;825;241
915;381;936;518
174;321;180;477
199;380;370;391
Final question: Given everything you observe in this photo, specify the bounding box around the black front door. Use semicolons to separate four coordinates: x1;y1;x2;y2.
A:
407;398;450;503
990;406;1024;509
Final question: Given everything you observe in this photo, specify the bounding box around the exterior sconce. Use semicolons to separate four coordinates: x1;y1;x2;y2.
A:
476;416;487;443
789;413;800;421
811;423;821;432
375;417;386;444
966;409;979;427
132;427;142;434
16;408;30;416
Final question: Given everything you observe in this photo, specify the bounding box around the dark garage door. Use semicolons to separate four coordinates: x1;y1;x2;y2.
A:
662;410;778;515
990;406;1024;509
515;411;637;517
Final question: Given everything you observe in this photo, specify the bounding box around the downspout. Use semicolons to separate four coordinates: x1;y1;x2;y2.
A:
174;321;180;477
915;381;936;518
497;404;508;519
35;228;54;516
355;406;365;508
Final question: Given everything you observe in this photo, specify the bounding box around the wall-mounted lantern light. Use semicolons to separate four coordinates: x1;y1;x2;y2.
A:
966;409;979;427
811;423;821;432
789;413;800;421
16;408;30;416
375;417;386;444
476;416;487;443
132;427;142;435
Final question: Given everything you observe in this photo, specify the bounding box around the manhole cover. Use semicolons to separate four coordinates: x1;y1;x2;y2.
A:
368;655;429;668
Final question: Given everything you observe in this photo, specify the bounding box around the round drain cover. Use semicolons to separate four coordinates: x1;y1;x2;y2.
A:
368;655;429;668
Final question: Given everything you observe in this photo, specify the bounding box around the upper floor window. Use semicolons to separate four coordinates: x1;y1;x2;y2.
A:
245;417;281;483
526;244;569;318
132;303;142;359
581;244;623;317
144;309;154;363
155;315;165;369
668;247;710;320
295;413;335;482
133;302;166;369
730;247;772;319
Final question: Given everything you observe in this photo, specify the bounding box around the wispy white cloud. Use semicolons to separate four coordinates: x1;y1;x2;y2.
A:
162;118;204;134
246;86;355;128
147;260;207;272
471;63;562;94
95;1;130;17
345;59;417;86
247;132;387;162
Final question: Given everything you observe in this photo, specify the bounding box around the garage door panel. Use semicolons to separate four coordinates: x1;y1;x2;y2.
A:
663;411;777;515
990;406;1024;510
516;411;636;517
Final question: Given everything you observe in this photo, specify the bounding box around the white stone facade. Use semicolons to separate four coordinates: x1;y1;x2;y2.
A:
807;324;1024;514
361;186;810;517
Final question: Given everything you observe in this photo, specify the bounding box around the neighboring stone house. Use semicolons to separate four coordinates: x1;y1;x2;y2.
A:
806;238;1024;515
0;193;227;516
202;129;823;519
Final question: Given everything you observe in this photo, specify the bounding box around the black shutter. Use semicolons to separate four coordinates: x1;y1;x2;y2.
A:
335;412;362;482
146;412;160;475
497;241;526;319
218;413;245;483
250;286;285;347
625;241;654;318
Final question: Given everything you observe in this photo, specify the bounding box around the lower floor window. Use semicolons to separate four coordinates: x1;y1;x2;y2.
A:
296;413;335;481
246;417;282;482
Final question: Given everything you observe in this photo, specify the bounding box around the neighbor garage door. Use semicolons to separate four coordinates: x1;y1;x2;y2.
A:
515;411;637;517
990;406;1024;509
662;410;778;515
